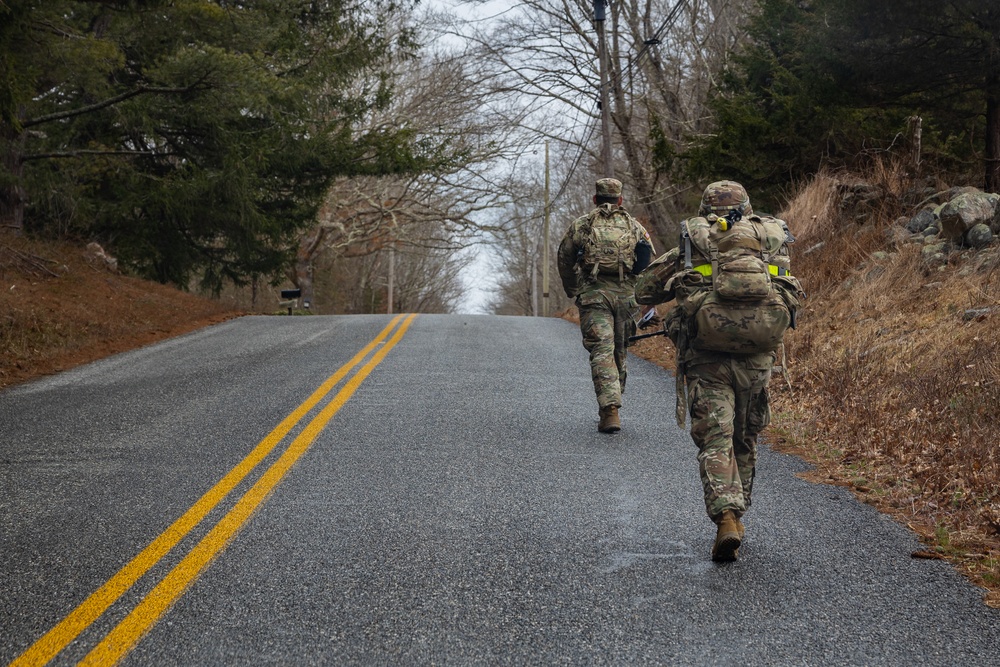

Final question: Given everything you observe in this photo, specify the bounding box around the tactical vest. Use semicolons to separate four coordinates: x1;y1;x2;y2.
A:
579;206;639;281
675;214;802;354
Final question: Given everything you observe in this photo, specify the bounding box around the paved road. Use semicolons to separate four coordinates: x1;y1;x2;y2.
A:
1;314;998;666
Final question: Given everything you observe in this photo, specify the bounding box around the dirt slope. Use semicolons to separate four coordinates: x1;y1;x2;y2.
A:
1;231;242;390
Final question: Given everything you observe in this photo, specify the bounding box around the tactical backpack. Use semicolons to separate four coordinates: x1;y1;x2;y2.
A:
674;214;802;354
579;206;640;281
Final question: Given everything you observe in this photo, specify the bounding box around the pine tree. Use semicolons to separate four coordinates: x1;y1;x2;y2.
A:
680;0;1000;207
0;0;432;291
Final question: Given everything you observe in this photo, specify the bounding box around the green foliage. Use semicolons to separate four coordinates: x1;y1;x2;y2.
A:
679;0;996;211
2;0;434;292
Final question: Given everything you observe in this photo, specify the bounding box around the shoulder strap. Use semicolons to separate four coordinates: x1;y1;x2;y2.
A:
681;217;715;278
681;219;692;269
757;217;792;276
749;218;772;265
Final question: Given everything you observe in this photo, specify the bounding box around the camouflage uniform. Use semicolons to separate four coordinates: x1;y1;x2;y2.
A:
684;349;772;518
558;178;652;417
636;181;793;525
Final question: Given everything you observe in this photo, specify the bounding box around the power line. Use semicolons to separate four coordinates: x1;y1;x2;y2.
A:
513;1;691;216
550;113;599;208
612;0;689;91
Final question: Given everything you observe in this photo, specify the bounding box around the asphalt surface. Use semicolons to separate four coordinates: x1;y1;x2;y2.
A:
1;314;998;666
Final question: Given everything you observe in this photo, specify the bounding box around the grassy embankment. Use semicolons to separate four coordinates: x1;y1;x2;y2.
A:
0;231;241;390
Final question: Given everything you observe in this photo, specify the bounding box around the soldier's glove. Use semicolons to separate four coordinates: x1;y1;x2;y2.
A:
637;308;662;330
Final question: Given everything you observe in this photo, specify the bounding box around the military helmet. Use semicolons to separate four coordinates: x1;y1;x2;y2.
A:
699;180;752;216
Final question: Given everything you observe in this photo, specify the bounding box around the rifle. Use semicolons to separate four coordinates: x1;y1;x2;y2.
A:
628;326;668;343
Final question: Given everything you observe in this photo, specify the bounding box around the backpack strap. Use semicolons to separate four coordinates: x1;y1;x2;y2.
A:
708;242;720;291
578;210;602;279
681;220;693;269
682;217;715;281
751;218;773;265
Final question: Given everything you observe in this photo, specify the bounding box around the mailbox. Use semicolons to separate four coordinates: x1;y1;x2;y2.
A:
280;288;301;299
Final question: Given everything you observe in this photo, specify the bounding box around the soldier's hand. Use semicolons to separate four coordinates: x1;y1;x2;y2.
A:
637;306;662;329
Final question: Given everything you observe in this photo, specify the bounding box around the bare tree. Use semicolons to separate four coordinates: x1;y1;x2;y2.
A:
483;168;583;317
450;0;755;244
307;216;470;314
288;11;538;311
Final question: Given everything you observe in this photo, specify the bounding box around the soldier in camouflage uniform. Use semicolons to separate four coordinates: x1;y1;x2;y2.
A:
636;181;801;561
558;178;653;433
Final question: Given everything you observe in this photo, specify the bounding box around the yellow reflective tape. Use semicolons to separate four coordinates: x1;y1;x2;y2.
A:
694;263;791;277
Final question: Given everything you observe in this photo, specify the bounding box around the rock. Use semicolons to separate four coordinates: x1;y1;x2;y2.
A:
836;180;891;224
921;242;948;269
84;242;118;272
991;201;1000;234
973;247;1000;273
945;185;981;200
864;265;886;281
905;208;936;233
963;307;994;321
965;223;993;248
887;226;912;246
940;192;997;241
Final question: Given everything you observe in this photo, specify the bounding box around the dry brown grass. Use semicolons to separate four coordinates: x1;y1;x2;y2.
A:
634;166;1000;607
773;170;1000;607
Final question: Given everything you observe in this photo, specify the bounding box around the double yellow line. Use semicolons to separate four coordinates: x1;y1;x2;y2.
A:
12;314;417;666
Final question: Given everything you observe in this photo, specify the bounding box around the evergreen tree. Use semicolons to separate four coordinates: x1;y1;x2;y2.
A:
0;0;432;291
825;0;1000;192
679;0;999;210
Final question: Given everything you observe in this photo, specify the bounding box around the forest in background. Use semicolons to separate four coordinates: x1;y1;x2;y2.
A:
4;1;995;315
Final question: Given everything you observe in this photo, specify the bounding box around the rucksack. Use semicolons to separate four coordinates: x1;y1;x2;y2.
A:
579;206;640;281
676;214;802;354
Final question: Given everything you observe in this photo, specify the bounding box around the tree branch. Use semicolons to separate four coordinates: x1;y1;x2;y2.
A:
22;149;175;161
23;84;202;128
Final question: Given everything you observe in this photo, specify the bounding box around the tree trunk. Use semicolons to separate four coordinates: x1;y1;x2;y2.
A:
607;3;674;239
0;120;26;232
986;92;1000;194
907;115;922;175
289;226;327;309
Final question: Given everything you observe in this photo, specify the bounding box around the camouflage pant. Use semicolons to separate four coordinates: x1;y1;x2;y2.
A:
577;288;638;409
685;355;772;520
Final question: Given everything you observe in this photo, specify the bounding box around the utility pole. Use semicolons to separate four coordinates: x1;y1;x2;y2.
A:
531;253;538;316
387;243;394;314
594;0;614;177
542;141;550;317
